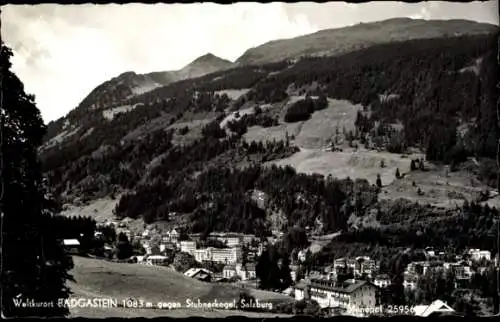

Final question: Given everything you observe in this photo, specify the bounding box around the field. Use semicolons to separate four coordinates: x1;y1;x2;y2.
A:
269;147;415;186
215;88;251;100
60;197;121;223
379;162;496;208
292;99;363;149
244;98;361;149
68;256;293;318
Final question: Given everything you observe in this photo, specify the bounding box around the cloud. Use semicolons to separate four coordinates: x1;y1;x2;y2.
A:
1;2;497;123
410;6;431;20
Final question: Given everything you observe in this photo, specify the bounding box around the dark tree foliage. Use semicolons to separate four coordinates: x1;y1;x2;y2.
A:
355;111;375;134
226;113;279;136
1;43;73;317
115;232;133;260
201;120;226;139
256;245;291;291
315;93;328;111
247;34;497;160
336;202;498;252
284;97;315;123
282;227;310;254
41;34;498;203
115;163;376;235
284;95;338;123
44;35;497;177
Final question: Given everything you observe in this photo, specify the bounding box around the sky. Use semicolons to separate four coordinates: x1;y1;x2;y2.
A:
2;1;498;123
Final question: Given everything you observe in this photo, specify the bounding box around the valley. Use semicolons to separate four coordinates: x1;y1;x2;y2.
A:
35;17;499;318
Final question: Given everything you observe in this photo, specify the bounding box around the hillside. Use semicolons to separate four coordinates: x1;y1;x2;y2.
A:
43;53;233;144
39;20;498;250
68;256;292;318
236;18;497;65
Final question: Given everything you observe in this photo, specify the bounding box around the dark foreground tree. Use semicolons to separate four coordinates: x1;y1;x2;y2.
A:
1;42;73;317
115;233;133;260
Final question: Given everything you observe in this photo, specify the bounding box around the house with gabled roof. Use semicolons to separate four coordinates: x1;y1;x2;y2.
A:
413;299;456;317
294;278;379;316
184;268;213;282
63;239;80;254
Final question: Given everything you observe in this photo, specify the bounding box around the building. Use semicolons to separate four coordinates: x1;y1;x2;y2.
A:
467;249;491;262
238;263;257;280
405;261;431;276
223;263;257;281
142;242;152;255
63;239;80;254
187;232;247;247
180;241;197;255
425;247;436;258
193;247;242;264
243;234;256;244
223;265;237;279
290;264;299;282
331;257;378;280
444;262;472;278
207;232;243;248
116;229;132;240
298;249;308;262
184;268;213;282
145;255;168;266
373;274;391;288
354;257;378;278
403;273;418;290
162;228;180;243
413;299;456;317
294;279;379;316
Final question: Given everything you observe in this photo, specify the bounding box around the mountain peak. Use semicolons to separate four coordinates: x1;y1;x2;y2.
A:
189;53;233;66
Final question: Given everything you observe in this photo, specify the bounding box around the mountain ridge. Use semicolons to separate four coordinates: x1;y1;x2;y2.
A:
69;18;497;117
73;52;234;113
44;18;497;146
236;18;497;64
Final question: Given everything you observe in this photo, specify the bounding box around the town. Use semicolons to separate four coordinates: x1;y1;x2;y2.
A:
63;215;498;317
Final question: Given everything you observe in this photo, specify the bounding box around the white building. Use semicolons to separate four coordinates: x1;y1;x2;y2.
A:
354;257;378;278
238;263;257;280
443;262;472;278
223;263;257;280
297;250;308;263
142;242;152;255
193;247;242;264
467;249;491;262
405;261;431;276
425;247;436;258
223;265;237;279
373;274;391;288
63;239;80;253
294;279;379;316
403;273;418;290
163;228;180;243
208;232;243;248
290;264;299;282
145;255;168;266
180;241;197;255
63;239;80;247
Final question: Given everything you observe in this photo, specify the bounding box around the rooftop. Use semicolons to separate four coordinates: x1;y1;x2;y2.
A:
307;279;378;294
375;274;390;280
63;239;80;246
